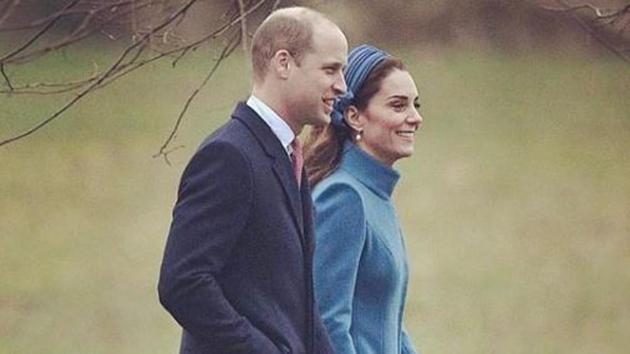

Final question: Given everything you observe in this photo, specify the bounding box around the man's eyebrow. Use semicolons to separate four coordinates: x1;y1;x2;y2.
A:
324;62;344;69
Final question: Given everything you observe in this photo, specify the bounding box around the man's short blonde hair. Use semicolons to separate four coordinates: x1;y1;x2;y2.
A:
251;7;332;83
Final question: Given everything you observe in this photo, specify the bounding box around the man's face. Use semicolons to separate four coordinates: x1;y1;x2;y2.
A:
285;24;348;129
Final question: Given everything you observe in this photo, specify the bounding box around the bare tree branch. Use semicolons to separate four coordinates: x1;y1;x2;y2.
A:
0;79;92;95
2;1;155;65
0;0;83;65
96;0;267;91
0;0;21;29
152;0;270;160
0;0;145;31
538;3;604;15
0;39;148;148
539;0;630;63
153;31;241;164
0;0;200;148
237;0;249;56
171;46;192;67
0;0;271;149
0;63;14;91
272;0;283;11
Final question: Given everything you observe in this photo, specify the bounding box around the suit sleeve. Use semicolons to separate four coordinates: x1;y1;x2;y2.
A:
158;141;281;353
313;183;366;354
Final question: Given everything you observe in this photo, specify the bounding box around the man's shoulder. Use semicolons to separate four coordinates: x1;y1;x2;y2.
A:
197;118;257;154
180;120;255;181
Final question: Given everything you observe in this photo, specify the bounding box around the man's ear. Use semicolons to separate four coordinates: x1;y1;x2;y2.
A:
270;49;292;80
344;105;364;132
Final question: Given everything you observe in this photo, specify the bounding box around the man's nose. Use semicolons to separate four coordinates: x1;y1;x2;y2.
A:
333;72;347;95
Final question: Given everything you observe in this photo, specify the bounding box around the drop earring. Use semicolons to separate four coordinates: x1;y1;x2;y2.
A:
356;131;362;141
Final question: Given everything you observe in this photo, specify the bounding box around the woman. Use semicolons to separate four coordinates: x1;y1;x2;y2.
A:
304;45;422;354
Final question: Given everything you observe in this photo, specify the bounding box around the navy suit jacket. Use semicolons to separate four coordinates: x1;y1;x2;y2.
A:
158;103;334;354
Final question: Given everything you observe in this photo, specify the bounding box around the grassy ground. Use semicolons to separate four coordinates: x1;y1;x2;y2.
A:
1;45;629;353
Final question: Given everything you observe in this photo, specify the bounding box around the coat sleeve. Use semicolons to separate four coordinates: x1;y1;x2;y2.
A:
313;183;366;354
401;325;418;354
158;141;281;353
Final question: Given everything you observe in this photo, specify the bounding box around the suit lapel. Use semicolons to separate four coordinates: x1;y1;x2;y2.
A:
300;170;314;254
232;103;306;242
271;157;304;232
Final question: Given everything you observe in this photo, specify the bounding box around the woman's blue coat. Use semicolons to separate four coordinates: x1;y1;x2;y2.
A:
312;142;418;354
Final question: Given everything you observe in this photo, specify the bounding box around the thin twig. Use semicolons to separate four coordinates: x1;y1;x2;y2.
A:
153;33;241;163
545;0;630;63
102;0;268;77
3;1;155;65
148;0;269;160
0;0;21;29
543;3;605;15
1;63;14;91
595;4;630;20
0;0;144;31
0;82;86;95
0;0;83;63
1;0;270;148
172;46;192;67
4;0;266;87
237;0;249;56
0;0;200;148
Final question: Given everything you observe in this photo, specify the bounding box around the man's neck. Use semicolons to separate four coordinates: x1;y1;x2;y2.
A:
251;87;301;135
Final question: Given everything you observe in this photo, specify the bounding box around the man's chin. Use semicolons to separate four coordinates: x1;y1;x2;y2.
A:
317;113;332;126
307;115;331;127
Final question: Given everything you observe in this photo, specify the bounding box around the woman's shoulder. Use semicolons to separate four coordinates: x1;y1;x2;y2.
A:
312;170;363;204
312;171;367;228
312;169;363;200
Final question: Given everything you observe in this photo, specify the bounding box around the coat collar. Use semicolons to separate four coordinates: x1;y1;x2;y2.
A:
340;141;400;199
246;95;295;156
232;102;288;160
231;102;306;239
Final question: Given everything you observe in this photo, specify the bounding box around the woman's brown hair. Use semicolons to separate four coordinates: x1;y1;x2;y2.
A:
303;57;405;188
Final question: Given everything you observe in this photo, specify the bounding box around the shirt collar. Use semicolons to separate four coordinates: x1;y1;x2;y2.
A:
246;95;295;155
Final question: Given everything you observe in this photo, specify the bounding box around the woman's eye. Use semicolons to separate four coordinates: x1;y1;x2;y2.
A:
392;103;405;111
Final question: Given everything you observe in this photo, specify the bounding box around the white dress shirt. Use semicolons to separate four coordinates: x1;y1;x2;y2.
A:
246;95;295;157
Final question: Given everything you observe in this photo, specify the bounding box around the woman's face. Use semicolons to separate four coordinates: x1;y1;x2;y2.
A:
356;69;422;166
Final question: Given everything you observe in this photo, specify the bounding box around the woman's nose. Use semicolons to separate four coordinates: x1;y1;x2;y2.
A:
408;108;422;126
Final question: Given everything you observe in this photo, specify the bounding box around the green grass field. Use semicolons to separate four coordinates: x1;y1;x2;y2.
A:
1;45;629;353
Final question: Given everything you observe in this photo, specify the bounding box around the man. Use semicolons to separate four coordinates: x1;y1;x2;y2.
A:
158;6;348;354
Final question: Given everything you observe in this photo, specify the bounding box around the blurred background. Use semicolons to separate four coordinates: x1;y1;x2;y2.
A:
1;0;629;353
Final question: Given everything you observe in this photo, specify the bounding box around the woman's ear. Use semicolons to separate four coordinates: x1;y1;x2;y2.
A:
271;49;292;79
344;105;364;132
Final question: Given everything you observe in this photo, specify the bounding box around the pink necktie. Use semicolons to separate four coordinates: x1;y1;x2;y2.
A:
291;138;304;188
